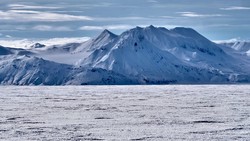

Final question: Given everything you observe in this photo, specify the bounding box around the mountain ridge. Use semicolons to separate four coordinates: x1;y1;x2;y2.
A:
0;25;250;85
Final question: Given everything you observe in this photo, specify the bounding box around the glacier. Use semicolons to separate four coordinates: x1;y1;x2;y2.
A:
0;25;250;85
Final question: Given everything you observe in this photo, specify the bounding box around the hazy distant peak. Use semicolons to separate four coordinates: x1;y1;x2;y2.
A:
30;43;46;49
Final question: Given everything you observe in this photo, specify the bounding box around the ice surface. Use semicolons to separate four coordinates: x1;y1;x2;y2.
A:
0;85;249;140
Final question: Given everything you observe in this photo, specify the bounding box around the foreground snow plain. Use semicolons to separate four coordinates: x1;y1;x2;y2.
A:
0;85;249;140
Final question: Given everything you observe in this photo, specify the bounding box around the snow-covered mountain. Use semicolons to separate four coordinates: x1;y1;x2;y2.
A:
220;41;250;56
0;55;70;85
0;25;250;85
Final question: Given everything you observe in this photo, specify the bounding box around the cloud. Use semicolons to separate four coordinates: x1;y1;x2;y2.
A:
0;8;147;22
8;4;61;10
94;16;148;21
0;25;28;32
220;6;250;10
0;10;93;22
159;16;176;19
71;3;114;8
39;37;90;46
79;26;103;30
205;24;250;27
213;38;242;44
178;12;223;17
33;25;72;31
196;24;231;28
79;25;134;31
0;39;33;48
15;26;27;30
0;37;90;48
66;3;137;9
5;35;12;38
147;0;158;3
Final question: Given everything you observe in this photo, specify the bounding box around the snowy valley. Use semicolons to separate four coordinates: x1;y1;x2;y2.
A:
0;25;250;85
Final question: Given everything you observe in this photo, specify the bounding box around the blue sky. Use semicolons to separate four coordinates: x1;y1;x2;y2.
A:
0;0;250;41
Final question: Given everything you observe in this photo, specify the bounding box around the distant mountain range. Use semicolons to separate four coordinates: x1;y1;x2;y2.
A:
219;40;250;56
0;25;250;85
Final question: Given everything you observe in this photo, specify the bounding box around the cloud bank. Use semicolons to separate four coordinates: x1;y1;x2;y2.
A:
0;10;93;22
178;12;223;17
79;25;134;31
0;37;90;48
220;6;250;10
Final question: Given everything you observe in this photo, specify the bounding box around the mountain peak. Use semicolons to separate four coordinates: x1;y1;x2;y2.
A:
30;43;46;49
99;29;117;37
171;27;207;40
133;26;143;31
171;27;197;33
146;25;156;29
89;29;118;48
94;29;117;41
122;26;144;36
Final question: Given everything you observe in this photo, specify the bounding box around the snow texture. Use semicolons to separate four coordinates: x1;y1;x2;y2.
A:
0;85;249;140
